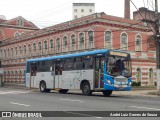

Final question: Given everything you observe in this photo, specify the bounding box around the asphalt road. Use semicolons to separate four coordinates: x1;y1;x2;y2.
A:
0;87;160;120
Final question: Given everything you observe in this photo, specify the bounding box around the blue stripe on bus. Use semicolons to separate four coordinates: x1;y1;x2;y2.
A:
26;49;108;62
26;49;129;63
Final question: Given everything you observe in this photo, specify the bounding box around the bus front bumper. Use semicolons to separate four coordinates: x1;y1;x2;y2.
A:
104;84;131;91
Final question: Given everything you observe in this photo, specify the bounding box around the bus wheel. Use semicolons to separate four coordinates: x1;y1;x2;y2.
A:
40;81;50;92
59;89;68;94
102;90;112;97
82;82;92;96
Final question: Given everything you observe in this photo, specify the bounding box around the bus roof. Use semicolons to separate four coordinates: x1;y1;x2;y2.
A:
26;49;129;63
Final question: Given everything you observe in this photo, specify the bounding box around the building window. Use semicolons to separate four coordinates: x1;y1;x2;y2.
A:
19;46;22;55
74;9;77;12
17;18;24;26
88;30;94;48
149;68;154;85
24;45;26;54
120;33;128;50
28;44;31;55
104;31;112;48
4;50;6;57
136;68;141;83
70;34;76;51
33;43;36;52
81;9;84;12
14;32;20;38
44;41;48;52
62;36;68;52
79;33;85;50
15;47;17;56
11;48;14;57
56;38;60;53
38;42;42;53
135;35;142;51
50;39;54;50
89;9;92;12
8;49;10;57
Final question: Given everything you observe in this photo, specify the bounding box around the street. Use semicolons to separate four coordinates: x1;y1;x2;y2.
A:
0;87;160;120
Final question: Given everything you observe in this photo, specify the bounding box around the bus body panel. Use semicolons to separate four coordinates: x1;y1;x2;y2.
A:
25;72;54;89
61;69;94;90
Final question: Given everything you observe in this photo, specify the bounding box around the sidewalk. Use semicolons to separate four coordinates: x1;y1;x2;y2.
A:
112;90;159;97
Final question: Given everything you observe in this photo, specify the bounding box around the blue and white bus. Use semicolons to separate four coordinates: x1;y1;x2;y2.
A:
25;49;132;96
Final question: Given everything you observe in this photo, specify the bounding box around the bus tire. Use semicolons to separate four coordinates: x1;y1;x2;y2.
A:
82;82;92;96
102;90;112;97
40;81;50;92
59;89;68;94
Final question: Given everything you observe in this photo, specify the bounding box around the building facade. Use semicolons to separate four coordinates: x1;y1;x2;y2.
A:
72;3;95;19
0;12;156;86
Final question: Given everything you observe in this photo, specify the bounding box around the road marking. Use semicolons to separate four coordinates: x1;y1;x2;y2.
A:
10;102;30;107
0;91;30;95
60;99;84;102
64;111;103;118
130;106;160;111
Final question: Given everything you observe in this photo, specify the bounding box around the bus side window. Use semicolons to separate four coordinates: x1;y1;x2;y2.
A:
63;58;74;71
83;56;93;69
74;57;83;70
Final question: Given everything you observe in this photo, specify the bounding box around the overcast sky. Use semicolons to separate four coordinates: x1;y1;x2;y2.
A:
0;0;159;28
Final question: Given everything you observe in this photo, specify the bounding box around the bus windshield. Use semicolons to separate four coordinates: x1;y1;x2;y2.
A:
107;56;131;77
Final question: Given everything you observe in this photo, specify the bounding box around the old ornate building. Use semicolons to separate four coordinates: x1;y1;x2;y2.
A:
0;12;156;86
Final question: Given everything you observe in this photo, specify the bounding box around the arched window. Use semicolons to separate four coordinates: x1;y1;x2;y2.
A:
4;50;6;58
38;42;42;53
120;33;128;50
8;49;10;57
8;71;10;80
19;46;22;56
43;41;48;53
14;32;20;38
11;48;14;57
62;36;68;52
15;71;18;79
135;35;142;51
17;18;24;26
24;45;26;54
50;39;54;50
70;34;76;51
15;47;17;56
19;71;22;79
33;43;36;52
11;71;14;79
44;41;47;49
56;38;60;53
104;31;111;48
149;68;154;85
136;68;141;83
28;44;31;55
88;30;94;48
79;33;85;50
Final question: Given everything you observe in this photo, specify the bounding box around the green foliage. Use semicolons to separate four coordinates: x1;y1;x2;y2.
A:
131;81;141;86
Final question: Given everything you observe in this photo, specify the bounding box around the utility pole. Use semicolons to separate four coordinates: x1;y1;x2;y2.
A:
155;0;160;94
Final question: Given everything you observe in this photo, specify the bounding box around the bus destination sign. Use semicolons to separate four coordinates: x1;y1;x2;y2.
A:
109;51;128;57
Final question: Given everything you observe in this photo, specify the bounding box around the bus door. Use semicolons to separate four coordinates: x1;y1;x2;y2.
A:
30;62;37;88
54;61;63;89
94;56;105;89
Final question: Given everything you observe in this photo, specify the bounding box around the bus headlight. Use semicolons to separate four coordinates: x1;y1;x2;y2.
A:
106;80;111;84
